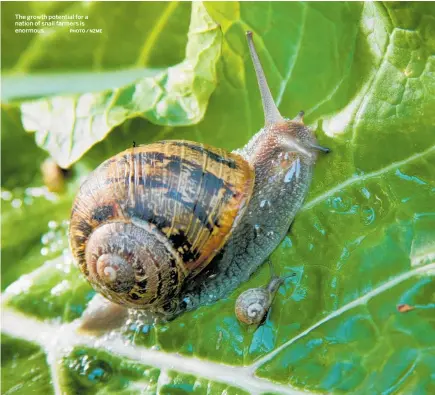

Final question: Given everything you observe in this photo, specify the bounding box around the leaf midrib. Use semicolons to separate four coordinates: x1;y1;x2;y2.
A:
2;260;435;393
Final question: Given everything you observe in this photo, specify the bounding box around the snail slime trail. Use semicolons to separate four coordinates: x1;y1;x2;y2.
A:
69;31;329;330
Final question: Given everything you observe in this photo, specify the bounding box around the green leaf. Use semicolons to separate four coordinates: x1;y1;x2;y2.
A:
2;2;191;72
1;335;53;394
0;105;76;290
2;2;435;394
61;347;161;394
16;2;221;168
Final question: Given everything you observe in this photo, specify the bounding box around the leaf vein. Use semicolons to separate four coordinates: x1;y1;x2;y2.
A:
249;262;435;372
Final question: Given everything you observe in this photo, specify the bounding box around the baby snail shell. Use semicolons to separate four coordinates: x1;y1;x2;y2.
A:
70;31;330;330
235;263;295;325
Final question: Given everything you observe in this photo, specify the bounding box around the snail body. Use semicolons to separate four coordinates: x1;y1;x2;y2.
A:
235;276;285;325
69;31;329;326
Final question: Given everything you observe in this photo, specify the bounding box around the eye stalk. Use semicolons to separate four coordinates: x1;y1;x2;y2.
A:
246;31;284;126
246;32;330;156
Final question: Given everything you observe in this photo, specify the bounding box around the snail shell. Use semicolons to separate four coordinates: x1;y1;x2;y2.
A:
235;288;271;325
69;141;254;310
235;276;285;325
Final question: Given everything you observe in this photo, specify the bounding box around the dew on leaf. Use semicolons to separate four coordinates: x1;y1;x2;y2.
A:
48;220;58;229
50;243;60;253
395;169;427;185
313;222;326;235
282;236;293;248
11;198;22;209
360;187;371;199
328;195;357;214
41;231;53;245
40;220;69;259
292;286;307;302
25;186;58;202
69;355;113;388
4;274;33;296
50;280;70;296
361;206;376;225
1;190;12;200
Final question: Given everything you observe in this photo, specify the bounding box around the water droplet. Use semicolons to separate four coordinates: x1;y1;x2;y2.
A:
62;249;73;267
1;191;12;201
313;222;326;235
50;280;70;296
41;234;50;245
283;236;292;248
360;188;371;199
48;220;58;229
40;247;49;256
361;206;376;225
50;243;59;253
328;195;356;214
260;199;270;208
11;198;22;209
25;186;58;202
182;296;192;308
70;355;112;388
395;169;426;185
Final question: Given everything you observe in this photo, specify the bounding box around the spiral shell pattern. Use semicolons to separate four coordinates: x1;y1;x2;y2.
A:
235;288;271;325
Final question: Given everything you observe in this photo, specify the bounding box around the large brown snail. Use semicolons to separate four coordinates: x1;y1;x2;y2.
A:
69;31;329;329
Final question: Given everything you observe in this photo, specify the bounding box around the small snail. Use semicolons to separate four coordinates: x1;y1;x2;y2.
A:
235;261;295;325
69;31;329;327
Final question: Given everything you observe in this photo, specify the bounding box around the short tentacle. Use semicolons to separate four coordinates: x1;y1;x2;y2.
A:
293;111;305;123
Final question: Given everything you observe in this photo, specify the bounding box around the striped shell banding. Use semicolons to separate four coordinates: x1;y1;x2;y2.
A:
69;140;254;309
